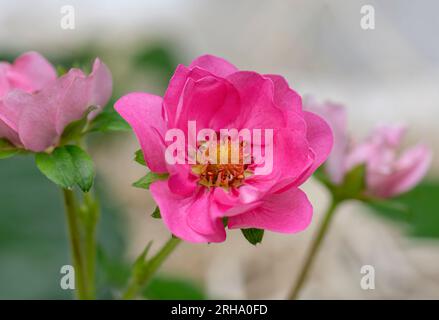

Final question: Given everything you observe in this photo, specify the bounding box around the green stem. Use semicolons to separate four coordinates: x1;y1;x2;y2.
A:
83;192;99;299
62;188;88;299
122;237;182;300
288;197;341;300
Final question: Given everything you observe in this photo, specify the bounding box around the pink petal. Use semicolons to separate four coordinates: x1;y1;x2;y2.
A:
88;58;113;108
371;125;406;147
228;187;313;233
55;60;113;133
0;116;20;146
226;71;287;129
187;190;227;239
115;93;168;173
163;64;232;128
305;101;348;184
5;89;59;152
167;164;198;197
7;51;56;93
0;89;26;131
304;111;334;171
189;54;238;78
347;125;407;170
213;187;263;216
0;62;11;97
368;145;432;197
150;180;226;243
293;111;333;186
163;64;190;127
54;69;92;134
248;125;312;195
176;76;241;132
264;74;302;115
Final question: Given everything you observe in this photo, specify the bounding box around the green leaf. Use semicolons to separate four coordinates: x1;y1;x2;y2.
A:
60;106;97;144
35;145;95;192
133;172;168;190
151;207;161;219
0;138;20;159
241;228;264;245
89;110;131;133
368;181;439;239
134;149;146;166
65;145;95;192
35;148;77;189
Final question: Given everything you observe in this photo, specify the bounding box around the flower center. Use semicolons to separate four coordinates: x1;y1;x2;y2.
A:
191;138;252;189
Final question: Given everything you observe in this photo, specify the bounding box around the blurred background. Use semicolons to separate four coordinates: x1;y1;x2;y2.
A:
1;0;438;299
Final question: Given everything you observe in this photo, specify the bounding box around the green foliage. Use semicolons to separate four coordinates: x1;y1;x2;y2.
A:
241;228;264;245
133;172;169;190
35;145;95;192
0;156;126;299
368;181;439;239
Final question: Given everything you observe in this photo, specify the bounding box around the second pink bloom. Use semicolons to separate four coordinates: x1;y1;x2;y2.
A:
0;51;112;152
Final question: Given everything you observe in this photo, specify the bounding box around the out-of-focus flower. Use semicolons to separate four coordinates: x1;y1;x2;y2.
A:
0;51;112;152
306;100;432;198
116;54;333;243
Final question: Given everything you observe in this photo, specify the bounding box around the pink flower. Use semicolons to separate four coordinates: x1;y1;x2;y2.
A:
0;51;112;152
116;55;333;243
306;100;432;198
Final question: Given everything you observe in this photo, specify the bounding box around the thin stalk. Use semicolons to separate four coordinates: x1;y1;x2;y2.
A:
288;197;341;299
62;188;88;299
83;192;99;299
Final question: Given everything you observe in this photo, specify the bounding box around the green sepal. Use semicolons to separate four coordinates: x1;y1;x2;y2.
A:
134;149;146;166
241;228;264;245
133;172;169;190
151;207;162;219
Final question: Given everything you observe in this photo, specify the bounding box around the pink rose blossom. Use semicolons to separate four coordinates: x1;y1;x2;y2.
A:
306;100;432;198
0;51;112;152
116;55;333;243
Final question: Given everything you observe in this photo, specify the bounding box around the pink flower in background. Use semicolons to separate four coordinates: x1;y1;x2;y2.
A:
116;54;333;243
306;100;432;198
0;51;112;152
